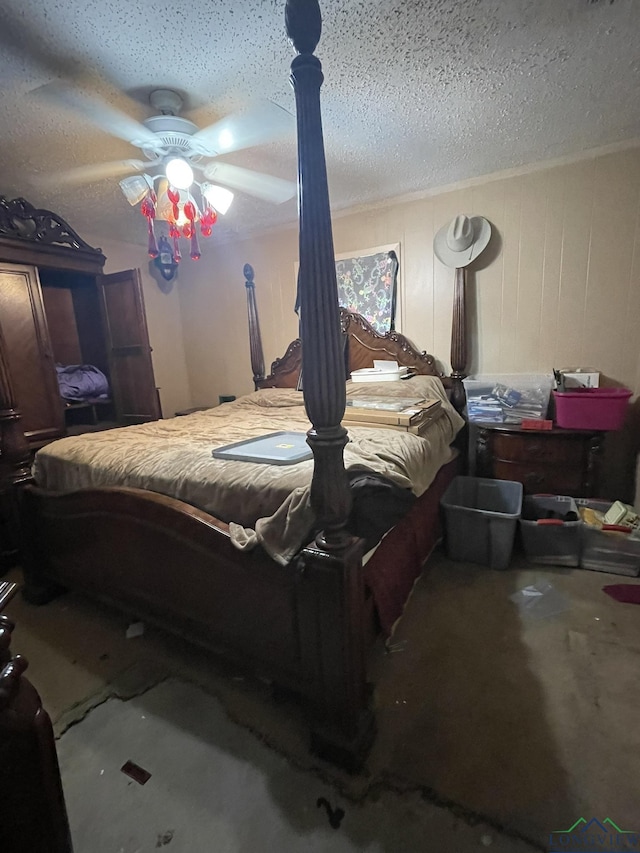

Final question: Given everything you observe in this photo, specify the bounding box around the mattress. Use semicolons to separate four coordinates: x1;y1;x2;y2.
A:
33;375;464;564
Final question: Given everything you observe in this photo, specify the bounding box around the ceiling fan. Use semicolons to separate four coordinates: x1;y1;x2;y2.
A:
30;82;297;259
0;7;297;259
37;84;297;206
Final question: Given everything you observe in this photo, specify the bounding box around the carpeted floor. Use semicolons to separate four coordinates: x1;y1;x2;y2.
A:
6;545;640;849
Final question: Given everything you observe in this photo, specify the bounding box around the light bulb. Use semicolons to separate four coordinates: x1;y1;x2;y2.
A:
165;158;194;190
218;129;234;150
202;183;234;215
174;207;189;227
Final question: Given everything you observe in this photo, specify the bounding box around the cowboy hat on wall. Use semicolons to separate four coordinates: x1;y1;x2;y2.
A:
434;214;492;268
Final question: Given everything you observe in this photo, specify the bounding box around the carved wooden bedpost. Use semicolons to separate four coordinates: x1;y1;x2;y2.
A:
286;0;351;549
243;263;266;389
449;266;468;414
0;581;73;851
286;0;373;767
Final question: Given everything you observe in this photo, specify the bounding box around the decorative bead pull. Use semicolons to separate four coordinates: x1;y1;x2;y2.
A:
190;229;201;260
141;197;159;258
169;224;182;263
200;207;217;237
182;200;200;260
147;220;159;258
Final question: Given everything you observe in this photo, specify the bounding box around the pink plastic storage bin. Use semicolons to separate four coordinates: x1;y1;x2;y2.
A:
553;388;632;431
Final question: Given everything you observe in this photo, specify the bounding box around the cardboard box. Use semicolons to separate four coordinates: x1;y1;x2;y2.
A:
343;396;441;426
343;407;444;435
561;371;599;389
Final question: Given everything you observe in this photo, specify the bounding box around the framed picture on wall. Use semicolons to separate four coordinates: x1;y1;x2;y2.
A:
334;243;400;334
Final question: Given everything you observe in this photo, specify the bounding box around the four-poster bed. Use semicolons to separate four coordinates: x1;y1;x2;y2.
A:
1;0;470;766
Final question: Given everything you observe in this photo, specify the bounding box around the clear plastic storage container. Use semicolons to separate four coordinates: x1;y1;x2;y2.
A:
441;476;523;570
463;374;554;424
519;495;581;567
576;498;640;577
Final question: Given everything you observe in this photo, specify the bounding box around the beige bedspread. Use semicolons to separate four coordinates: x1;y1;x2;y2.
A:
33;375;464;564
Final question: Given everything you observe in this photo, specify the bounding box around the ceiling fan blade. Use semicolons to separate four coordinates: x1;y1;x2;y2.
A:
192;101;294;157
33;159;147;188
202;162;296;204
32;81;161;149
0;8;159;149
0;6;80;81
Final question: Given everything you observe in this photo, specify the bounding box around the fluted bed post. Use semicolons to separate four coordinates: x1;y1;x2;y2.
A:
244;263;266;389
0;581;73;852
286;0;351;550
449;266;468;413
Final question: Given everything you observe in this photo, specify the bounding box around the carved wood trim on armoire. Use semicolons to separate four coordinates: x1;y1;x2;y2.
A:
0;196;160;569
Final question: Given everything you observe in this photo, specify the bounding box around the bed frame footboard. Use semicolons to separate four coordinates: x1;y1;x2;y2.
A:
21;485;373;765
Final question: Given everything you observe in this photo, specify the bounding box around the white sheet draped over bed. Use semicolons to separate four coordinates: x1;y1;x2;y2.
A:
32;376;464;564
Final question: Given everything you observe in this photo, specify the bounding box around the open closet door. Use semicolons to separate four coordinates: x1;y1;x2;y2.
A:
98;269;161;424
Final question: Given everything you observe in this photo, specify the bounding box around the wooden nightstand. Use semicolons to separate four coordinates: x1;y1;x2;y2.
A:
473;423;604;497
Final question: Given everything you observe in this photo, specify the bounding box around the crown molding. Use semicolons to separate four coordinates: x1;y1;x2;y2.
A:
329;137;640;223
91;136;640;250
233;135;640;242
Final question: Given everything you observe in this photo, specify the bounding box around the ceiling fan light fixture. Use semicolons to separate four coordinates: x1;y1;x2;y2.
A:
119;174;153;205
175;197;200;228
202;183;234;215
156;188;200;226
165;157;194;190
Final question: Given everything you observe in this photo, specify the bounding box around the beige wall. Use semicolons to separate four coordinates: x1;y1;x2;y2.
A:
178;145;640;397
86;234;192;418
175;144;640;497
177;228;300;405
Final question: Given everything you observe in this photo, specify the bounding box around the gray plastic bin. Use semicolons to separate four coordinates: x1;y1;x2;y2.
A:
441;476;523;570
519;495;581;567
576;499;640;577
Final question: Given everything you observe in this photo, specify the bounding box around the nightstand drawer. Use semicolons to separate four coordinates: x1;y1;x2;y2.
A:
491;461;584;496
490;433;584;466
474;424;603;497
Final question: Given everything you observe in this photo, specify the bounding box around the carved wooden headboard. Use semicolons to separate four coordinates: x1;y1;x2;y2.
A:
255;308;446;390
244;263;459;403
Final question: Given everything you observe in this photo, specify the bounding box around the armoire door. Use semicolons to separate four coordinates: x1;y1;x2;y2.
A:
98;269;161;423
0;264;65;446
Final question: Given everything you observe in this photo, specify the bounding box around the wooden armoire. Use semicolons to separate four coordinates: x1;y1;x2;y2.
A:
0;196;160;567
0;196;160;449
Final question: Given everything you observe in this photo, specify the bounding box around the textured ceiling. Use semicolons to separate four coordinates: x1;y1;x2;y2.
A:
0;0;638;249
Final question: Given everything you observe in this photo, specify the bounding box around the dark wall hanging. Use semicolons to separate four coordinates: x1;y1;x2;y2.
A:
335;244;399;334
